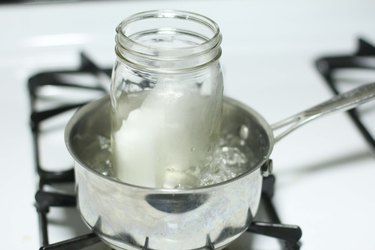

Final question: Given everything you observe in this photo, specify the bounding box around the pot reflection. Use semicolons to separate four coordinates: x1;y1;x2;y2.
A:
145;193;209;214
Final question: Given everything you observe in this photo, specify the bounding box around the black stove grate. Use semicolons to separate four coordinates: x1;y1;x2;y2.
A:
28;52;302;250
315;38;375;152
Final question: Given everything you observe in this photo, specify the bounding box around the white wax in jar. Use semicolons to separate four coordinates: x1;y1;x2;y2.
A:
113;80;217;188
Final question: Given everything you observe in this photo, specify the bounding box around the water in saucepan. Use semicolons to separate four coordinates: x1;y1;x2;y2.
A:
86;132;255;189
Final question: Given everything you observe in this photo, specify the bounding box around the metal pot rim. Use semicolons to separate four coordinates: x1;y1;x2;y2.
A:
65;95;274;193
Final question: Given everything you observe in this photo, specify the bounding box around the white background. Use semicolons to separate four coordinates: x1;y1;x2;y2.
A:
1;0;375;249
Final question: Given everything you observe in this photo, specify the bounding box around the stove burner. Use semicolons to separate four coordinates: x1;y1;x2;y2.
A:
28;53;108;187
29;53;302;250
316;38;375;152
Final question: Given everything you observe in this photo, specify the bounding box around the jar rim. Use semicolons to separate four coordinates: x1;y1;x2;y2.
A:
116;9;222;58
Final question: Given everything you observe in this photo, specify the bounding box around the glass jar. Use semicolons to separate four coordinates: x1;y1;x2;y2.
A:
110;10;224;188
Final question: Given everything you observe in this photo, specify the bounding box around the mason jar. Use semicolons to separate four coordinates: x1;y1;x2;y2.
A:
110;10;224;188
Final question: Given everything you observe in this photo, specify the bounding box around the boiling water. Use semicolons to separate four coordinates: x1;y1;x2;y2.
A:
86;132;255;189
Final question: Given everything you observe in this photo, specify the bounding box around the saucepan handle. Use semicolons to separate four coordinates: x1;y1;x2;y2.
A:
271;82;375;143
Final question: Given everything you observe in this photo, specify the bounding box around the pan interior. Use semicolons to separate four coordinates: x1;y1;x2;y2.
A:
66;96;273;189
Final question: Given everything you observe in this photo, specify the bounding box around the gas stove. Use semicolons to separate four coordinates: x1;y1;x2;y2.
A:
1;1;375;250
29;38;375;250
30;52;302;250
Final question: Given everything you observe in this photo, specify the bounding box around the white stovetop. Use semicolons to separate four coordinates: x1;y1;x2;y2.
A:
1;0;375;249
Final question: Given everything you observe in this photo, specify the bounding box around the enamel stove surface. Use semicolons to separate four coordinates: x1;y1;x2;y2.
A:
1;1;375;249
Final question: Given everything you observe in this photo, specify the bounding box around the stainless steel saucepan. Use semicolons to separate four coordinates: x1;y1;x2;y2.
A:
65;82;375;250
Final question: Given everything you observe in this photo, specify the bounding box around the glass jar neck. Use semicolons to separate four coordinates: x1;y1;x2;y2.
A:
115;10;222;73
